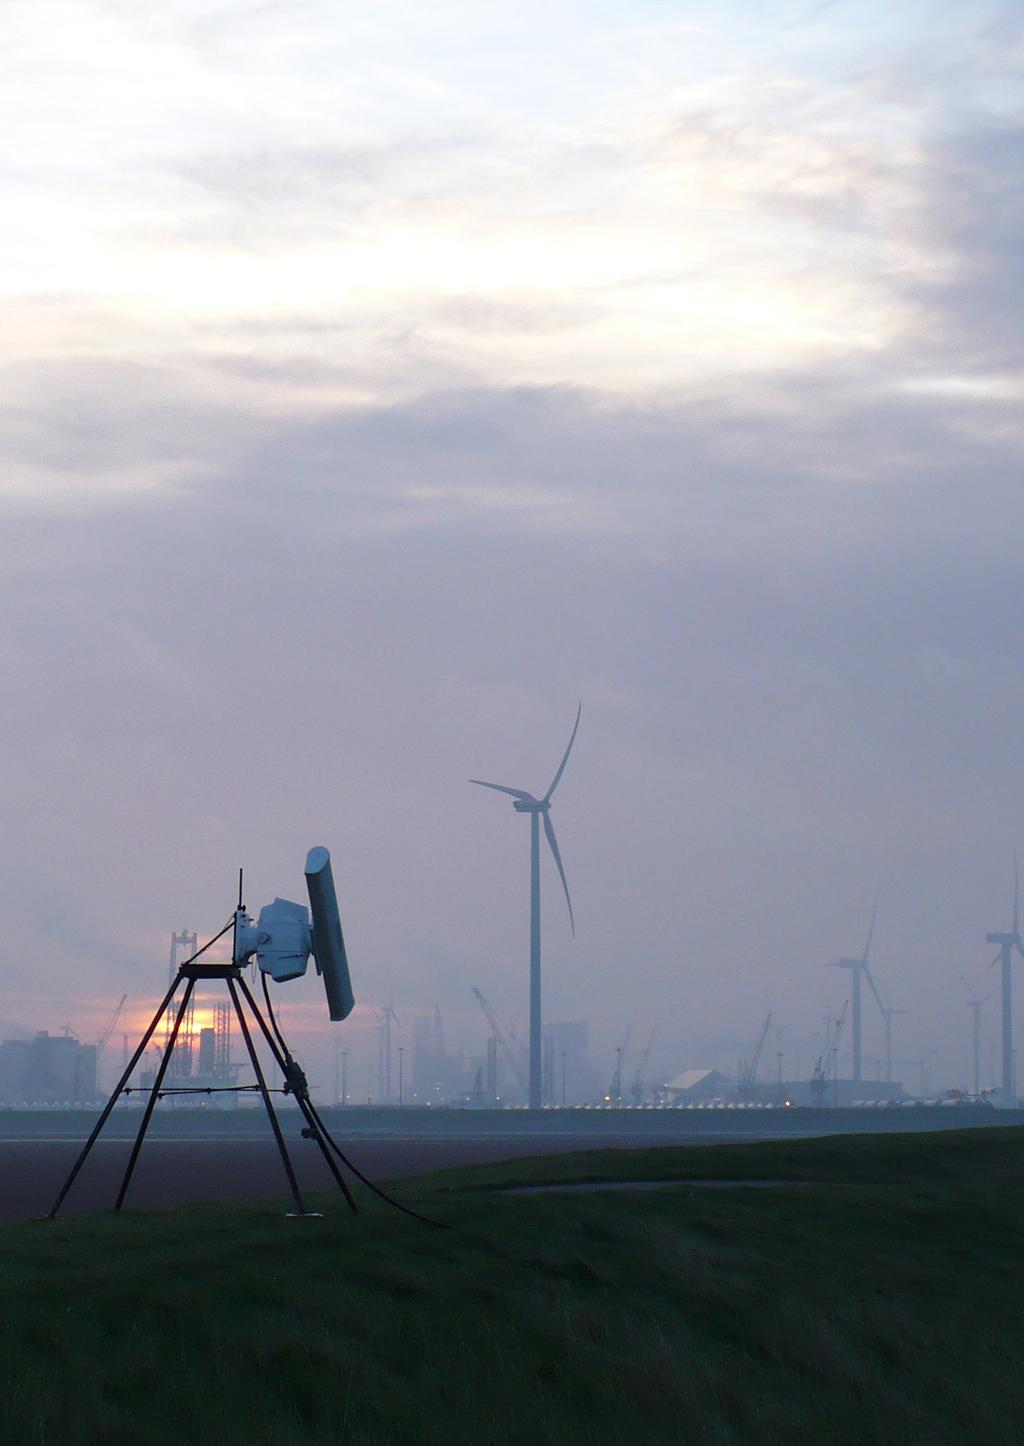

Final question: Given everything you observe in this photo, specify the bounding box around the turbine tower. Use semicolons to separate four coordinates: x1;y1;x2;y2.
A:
985;855;1023;1103
378;1003;399;1100
859;962;904;1084
961;977;994;1097
471;703;580;1109
827;907;877;1084
878;1004;907;1084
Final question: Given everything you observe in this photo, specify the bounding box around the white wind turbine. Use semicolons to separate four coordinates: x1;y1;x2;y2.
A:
471;704;581;1109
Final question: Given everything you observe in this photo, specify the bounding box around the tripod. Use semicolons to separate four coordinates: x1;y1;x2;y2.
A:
46;924;358;1220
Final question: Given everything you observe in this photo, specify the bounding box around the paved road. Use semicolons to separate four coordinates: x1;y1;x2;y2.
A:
3;1132;723;1221
3;1107;1018;1222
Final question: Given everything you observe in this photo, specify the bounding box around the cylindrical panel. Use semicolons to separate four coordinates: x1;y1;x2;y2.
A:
305;846;355;1021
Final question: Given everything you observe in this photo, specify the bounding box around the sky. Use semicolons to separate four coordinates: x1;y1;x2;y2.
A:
1;0;1023;1099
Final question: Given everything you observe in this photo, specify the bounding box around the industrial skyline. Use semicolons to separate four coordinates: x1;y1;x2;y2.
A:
3;882;1015;1109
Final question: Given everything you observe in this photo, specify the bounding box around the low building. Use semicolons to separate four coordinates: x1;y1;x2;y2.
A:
0;1031;98;1105
660;1068;734;1102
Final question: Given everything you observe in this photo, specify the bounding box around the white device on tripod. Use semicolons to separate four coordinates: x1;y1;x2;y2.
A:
233;846;355;1020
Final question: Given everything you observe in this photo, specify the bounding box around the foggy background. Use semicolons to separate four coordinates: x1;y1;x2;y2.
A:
1;1;1022;1099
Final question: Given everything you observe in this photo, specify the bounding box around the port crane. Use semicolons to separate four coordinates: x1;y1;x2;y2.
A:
472;987;527;1097
738;1011;772;1100
811;1000;848;1105
96;994;127;1094
609;1023;631;1104
631;1024;656;1105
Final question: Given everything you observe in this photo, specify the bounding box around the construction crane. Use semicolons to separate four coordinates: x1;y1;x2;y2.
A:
738;1011;772;1100
631;1024;657;1105
472;988;527;1096
606;1023;631;1104
811;1000;848;1105
96;994;127;1094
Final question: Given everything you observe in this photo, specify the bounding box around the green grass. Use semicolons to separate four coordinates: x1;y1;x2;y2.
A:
2;1126;1023;1445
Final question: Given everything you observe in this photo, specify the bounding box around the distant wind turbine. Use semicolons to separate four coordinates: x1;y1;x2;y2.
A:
471;703;581;1109
827;905;877;1084
377;1003;399;1101
857;953;903;1085
985;854;1023;1103
961;976;995;1097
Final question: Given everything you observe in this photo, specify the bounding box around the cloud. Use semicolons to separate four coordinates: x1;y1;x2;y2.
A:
898;123;1024;373
2;351;1022;1087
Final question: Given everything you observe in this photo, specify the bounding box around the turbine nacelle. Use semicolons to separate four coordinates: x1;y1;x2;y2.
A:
469;704;581;956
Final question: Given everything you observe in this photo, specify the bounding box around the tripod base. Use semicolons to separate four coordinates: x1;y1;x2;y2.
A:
46;958;358;1220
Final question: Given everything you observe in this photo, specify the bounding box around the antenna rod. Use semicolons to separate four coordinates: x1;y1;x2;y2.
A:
233;866;244;966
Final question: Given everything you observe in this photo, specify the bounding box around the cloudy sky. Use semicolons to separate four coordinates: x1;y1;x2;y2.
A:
2;0;1022;1098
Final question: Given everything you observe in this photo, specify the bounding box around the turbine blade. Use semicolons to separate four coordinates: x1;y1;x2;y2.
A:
989;949;1004;969
543;811;575;936
862;962;886;1017
543;702;582;803
1014;850;1019;936
469;779;535;802
861;902;877;964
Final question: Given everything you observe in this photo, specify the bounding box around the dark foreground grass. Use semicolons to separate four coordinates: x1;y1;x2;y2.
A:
2;1126;1023;1445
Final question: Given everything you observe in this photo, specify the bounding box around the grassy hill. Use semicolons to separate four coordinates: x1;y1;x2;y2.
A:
1;1126;1022;1444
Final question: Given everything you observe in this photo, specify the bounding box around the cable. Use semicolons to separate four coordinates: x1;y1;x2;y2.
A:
305;1097;450;1230
260;972;450;1230
178;917;237;967
262;970;291;1058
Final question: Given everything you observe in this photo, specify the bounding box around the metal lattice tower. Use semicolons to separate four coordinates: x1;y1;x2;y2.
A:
214;1002;231;1076
166;930;197;1085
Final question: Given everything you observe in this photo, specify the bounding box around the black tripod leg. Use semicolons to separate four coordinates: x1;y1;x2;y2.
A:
46;974;184;1220
114;977;196;1212
227;977;310;1215
235;976;358;1214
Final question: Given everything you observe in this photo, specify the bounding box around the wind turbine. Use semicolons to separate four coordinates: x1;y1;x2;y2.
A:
985;854;1024;1103
858;961;904;1085
879;1004;907;1085
961;976;995;1097
378;1003;399;1101
471;703;580;1109
827;906;877;1084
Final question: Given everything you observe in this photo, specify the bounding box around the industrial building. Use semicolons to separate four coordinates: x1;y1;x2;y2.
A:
659;1068;905;1107
660;1068;734;1103
0;1031;98;1105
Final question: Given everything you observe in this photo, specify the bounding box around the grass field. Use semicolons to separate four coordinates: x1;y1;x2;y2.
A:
1;1125;1022;1444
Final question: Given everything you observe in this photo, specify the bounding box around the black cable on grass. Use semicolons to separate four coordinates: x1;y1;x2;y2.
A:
260;971;450;1230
